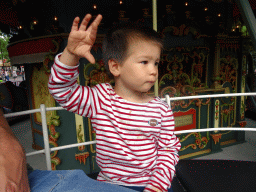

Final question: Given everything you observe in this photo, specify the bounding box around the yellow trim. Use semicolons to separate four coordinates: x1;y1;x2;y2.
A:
180;149;211;159
220;139;237;146
88;118;96;153
214;100;220;132
198;106;201;129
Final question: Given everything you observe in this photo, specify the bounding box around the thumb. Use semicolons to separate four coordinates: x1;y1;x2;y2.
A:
85;53;96;64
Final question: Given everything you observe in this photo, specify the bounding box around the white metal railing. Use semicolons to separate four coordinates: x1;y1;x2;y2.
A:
3;92;256;171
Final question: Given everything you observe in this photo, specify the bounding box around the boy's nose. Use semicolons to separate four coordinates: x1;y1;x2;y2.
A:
150;65;158;76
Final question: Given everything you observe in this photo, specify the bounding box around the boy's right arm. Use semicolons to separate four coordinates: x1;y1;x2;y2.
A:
48;14;102;117
48;54;94;117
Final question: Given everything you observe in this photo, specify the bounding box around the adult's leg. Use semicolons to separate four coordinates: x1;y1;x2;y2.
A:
28;170;135;192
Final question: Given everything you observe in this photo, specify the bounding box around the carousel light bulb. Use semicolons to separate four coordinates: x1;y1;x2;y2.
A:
19;25;22;29
33;20;37;25
93;4;97;9
236;25;239;28
120;0;123;5
54;16;58;21
185;2;188;6
204;7;208;11
218;13;221;17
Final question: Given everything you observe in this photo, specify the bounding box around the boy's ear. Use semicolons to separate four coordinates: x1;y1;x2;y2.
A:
108;59;120;77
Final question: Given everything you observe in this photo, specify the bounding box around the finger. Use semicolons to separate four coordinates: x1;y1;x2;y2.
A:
79;14;92;31
88;15;103;41
93;14;103;26
87;14;102;32
85;52;96;64
71;17;80;32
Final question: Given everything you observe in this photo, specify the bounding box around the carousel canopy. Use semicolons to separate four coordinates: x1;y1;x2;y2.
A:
1;0;256;43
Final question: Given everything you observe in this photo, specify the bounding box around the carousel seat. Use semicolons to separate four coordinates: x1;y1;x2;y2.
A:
175;159;256;192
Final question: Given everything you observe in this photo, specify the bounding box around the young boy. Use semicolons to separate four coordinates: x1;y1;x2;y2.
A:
48;14;181;192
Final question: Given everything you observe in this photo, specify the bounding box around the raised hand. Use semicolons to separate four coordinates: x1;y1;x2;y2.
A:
60;14;103;65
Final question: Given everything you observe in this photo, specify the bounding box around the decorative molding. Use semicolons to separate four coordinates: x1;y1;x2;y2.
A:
238;121;247;127
210;133;222;144
9;52;50;65
75;152;89;165
7;34;67;65
26;36;63;170
31;65;58;126
51;157;61;170
214;100;220;133
174;108;196;132
240;55;247;119
159;47;209;90
162;24;202;39
179;132;209;151
83;59;114;87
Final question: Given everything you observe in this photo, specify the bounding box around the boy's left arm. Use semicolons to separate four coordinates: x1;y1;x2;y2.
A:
144;108;181;192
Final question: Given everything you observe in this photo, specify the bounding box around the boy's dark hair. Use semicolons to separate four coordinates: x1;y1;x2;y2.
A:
102;22;164;79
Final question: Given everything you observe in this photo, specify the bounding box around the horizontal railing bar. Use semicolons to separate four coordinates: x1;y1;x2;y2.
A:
45;107;64;111
3;107;65;118
26;149;45;157
25;128;255;157
50;140;97;152
174;127;256;134
4;108;41;118
3;92;255;158
26;140;97;157
4;92;256;118
161;92;256;101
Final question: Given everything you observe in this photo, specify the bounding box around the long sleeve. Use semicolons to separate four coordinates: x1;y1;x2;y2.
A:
144;108;181;192
48;53;99;118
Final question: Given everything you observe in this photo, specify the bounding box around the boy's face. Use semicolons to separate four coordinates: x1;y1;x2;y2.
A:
117;39;161;94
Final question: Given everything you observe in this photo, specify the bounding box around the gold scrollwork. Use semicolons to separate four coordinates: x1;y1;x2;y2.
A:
88;119;96;153
179;132;209;151
51;157;61;170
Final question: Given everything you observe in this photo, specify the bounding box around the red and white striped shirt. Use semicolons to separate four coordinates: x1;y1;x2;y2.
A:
48;54;181;192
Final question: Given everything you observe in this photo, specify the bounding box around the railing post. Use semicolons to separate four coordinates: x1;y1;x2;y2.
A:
165;94;171;107
40;104;52;170
152;0;158;97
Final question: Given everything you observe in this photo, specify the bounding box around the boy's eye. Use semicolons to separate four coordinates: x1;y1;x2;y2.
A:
155;62;160;66
140;61;148;64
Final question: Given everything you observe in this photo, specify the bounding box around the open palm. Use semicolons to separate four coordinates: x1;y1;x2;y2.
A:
67;14;102;64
